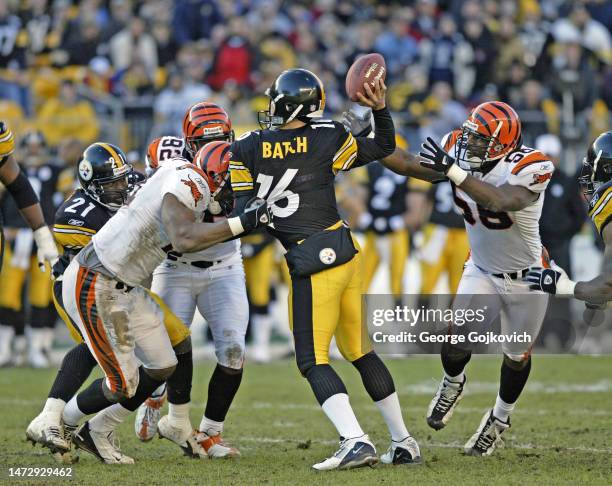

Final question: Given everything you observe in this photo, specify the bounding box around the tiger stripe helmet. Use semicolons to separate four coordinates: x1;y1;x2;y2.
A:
193;140;233;215
456;101;522;170
182;102;234;158
145;136;184;175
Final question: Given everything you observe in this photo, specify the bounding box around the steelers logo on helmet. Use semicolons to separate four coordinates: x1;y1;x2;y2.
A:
79;159;93;181
77;142;132;211
319;248;337;265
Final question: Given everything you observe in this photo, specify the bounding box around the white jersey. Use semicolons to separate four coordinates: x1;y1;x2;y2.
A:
92;158;210;286
152;135;240;263
443;131;555;274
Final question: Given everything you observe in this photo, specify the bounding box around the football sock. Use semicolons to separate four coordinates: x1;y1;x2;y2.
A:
63;396;88;427
49;343;97;402
89;404;131;434
304;364;347;405
204;364;243;423
493;395;515;423
251;313;272;348
499;356;531;405
119;367;165;412
441;342;471;379
41;397;65;422
167;350;193;405
375;392;410;442
351;351;395;402
168;403;190;425
199;416;224;436
71;379;113;422
321;393;364;439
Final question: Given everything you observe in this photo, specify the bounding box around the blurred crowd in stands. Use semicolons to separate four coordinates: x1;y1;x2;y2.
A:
0;0;609;161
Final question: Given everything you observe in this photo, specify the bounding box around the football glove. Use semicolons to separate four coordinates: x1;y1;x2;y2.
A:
0;121;15;158
524;262;576;296
419;137;468;185
341;108;373;138
236;197;273;234
33;226;60;272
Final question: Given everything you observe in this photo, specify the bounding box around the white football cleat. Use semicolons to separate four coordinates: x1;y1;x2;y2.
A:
73;421;134;464
312;435;378;471
158;415;206;458
197;432;240;458
464;410;510;456
135;395;165;441
380;435;422;465
426;375;466;430
26;412;69;452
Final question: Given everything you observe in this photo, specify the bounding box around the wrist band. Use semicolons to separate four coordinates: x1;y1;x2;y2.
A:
556;277;577;297
447;164;468;185
227;217;245;237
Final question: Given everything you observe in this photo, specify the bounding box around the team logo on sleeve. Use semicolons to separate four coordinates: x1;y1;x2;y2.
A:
181;174;204;205
530;172;552;186
319;248;337;265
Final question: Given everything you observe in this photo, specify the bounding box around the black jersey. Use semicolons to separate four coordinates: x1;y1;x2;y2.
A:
230;110;395;248
363;162;409;234
53;189;112;257
428;181;465;229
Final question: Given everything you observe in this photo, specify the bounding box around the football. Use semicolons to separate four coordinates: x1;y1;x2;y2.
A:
345;53;387;102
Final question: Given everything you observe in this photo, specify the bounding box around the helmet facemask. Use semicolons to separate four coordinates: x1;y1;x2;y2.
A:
89;166;131;211
455;121;505;171
185;129;234;159
578;149;612;197
207;169;233;216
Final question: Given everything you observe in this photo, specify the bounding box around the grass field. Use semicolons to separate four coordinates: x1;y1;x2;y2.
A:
1;355;611;485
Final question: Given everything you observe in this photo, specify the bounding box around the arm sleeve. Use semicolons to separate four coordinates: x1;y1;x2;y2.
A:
353;106;396;167
507;159;555;193
161;166;210;213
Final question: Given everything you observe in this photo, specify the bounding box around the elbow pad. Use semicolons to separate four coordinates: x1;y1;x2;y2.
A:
6;170;39;209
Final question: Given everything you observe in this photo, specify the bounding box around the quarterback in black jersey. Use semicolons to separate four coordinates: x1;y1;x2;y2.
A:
230;68;421;469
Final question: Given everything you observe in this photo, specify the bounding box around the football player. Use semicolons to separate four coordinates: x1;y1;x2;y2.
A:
135;102;249;459
525;131;612;303
229;68;421;470
0;130;71;367
378;101;555;456
26;143;189;463
0;122;58;271
31;142;271;464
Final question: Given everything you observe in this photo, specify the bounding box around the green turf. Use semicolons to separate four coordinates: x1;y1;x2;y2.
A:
1;356;611;485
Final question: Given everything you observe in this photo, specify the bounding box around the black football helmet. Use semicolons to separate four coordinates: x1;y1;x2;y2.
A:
77;142;132;210
258;68;325;129
579;131;612;196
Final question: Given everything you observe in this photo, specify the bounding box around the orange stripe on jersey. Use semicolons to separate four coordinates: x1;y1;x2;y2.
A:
511;151;549;175
147;138;162;168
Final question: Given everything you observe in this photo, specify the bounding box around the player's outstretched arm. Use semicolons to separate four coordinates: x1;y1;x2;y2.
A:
0;123;58;269
419;137;538;212
527;224;612;302
162;193;272;252
380;147;446;183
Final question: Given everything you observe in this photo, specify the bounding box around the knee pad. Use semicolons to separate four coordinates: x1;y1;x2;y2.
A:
503;353;531;371
215;338;245;370
145;364;177;382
